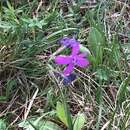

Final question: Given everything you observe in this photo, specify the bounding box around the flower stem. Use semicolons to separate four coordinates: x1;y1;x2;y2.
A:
49;46;66;61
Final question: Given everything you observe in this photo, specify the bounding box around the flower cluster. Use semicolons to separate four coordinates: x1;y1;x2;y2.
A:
59;37;80;47
54;37;89;85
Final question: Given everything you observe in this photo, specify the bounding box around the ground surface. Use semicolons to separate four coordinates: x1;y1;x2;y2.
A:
0;0;130;130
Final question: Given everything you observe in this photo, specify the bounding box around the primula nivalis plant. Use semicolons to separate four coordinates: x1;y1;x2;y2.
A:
55;37;89;76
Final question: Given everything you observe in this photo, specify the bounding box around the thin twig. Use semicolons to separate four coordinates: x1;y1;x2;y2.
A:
36;0;43;17
24;88;39;120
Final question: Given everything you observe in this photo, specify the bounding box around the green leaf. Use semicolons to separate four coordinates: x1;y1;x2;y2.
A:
96;68;108;81
39;121;63;130
18;118;36;130
57;100;73;130
116;74;130;105
56;102;68;126
73;113;86;130
0;119;7;130
46;28;78;41
0;96;7;101
18;118;63;130
6;79;16;99
88;27;104;65
88;27;103;46
79;44;90;55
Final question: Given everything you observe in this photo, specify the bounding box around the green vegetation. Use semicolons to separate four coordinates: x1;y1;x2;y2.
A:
0;0;130;130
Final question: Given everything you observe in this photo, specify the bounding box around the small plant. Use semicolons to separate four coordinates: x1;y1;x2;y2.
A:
49;37;90;85
56;101;86;130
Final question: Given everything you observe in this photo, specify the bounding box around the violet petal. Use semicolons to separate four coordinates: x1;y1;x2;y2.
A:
60;37;70;46
55;55;72;65
60;37;79;47
63;63;74;76
71;44;80;56
63;73;76;85
76;56;89;67
78;53;87;58
69;38;79;46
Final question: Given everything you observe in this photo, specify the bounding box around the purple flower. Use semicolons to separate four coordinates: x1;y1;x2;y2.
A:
60;37;80;47
55;44;89;76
